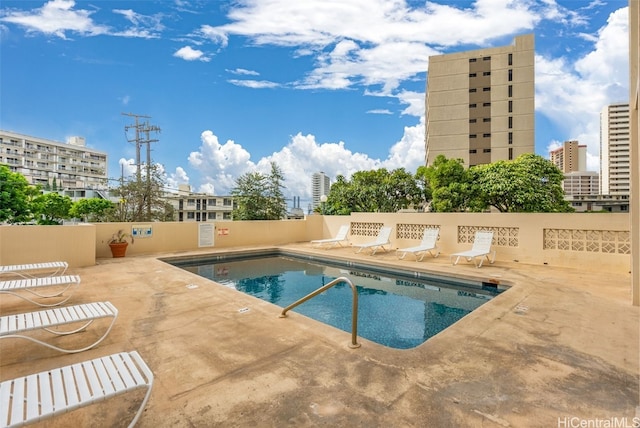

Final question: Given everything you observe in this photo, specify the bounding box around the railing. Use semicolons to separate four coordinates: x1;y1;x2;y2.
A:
279;276;360;349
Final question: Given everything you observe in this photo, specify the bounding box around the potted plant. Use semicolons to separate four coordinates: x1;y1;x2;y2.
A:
108;229;134;258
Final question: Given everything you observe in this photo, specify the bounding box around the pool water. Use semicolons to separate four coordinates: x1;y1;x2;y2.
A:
171;254;505;349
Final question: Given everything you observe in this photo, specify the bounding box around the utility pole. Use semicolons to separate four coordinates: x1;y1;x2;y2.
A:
122;113;161;219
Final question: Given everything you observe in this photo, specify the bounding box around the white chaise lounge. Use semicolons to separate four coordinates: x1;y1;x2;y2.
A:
396;228;441;261
0;275;81;307
0;262;68;279
0;351;153;428
450;231;496;268
311;225;350;249
354;226;392;255
0;302;118;353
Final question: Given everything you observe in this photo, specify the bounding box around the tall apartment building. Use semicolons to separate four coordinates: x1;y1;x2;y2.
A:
600;103;630;195
0;130;108;189
426;34;535;167
549;140;587;173
311;172;331;210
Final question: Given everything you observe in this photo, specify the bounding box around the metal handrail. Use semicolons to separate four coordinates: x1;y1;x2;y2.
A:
279;276;360;349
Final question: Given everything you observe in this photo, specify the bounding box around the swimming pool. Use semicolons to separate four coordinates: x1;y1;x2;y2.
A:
168;252;506;349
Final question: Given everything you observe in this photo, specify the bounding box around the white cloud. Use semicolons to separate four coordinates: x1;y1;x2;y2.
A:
174;46;210;62
535;6;628;171
0;0;109;39
227;68;260;76
183;123;424;203
367;109;393;115
227;79;279;88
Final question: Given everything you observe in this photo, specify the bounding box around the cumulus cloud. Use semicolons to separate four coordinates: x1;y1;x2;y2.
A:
182;123;425;202
173;46;210;62
535;6;628;171
0;0;163;39
0;0;108;39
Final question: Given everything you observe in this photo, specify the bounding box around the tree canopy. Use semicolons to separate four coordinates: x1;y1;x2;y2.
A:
322;168;423;215
0;165;36;223
324;154;573;214
231;162;287;220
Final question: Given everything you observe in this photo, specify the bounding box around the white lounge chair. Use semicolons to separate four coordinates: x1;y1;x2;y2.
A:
0;275;81;307
0;351;153;428
311;225;350;248
354;226;392;255
396;228;441;261
450;231;496;268
0;262;68;279
0;301;118;353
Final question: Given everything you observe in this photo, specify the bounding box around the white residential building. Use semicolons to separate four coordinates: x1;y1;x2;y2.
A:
311;172;331;211
0;130;108;189
600;103;630;195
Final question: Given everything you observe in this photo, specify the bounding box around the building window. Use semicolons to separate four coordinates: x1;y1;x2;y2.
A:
470;134;477;138
483;118;491;122
469;88;477;93
483;102;491;107
508;53;513;66
508;69;513;81
483;148;491;153
482;87;491;92
483;56;491;61
469;58;477;63
223;212;232;220
469;73;477;77
508;116;513;129
483;133;491;138
469;149;477;153
508;85;513;97
223;198;232;206
509;147;513;160
508;100;513;113
469;103;477;108
469;119;477;123
208;212;216;219
483;71;491;76
187;212;195;219
508;132;513;144
187;199;195;206
208;199;216;205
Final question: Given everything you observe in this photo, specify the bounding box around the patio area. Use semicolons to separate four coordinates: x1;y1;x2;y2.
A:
1;243;638;427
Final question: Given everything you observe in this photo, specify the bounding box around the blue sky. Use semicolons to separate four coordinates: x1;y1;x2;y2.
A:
0;0;630;209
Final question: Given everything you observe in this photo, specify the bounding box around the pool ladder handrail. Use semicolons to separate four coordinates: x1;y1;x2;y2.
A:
279;276;361;349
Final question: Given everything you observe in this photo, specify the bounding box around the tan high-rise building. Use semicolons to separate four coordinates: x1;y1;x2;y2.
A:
426;34;535;167
549;140;587;173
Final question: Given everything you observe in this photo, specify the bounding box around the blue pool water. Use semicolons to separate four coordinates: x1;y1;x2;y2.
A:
170;253;505;349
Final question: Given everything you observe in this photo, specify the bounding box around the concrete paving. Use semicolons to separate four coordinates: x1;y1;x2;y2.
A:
0;244;638;427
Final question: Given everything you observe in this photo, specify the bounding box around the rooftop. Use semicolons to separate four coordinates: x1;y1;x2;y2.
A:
1;244;637;427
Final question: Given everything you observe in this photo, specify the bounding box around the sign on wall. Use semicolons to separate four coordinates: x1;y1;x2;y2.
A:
132;225;152;238
199;223;214;247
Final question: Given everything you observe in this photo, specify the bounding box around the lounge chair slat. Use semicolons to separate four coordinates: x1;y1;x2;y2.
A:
25;374;39;422
0;381;11;426
61;366;80;409
10;378;25;427
72;364;92;403
38;372;53;419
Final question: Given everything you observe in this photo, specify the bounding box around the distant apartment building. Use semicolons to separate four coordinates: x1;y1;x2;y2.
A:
562;171;599;197
0;130;108;189
600;103;630;195
426;34;535;167
167;185;235;222
549;140;587;173
311;172;331;211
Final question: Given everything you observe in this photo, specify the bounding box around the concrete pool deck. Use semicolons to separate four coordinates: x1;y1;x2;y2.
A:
0;243;638;427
